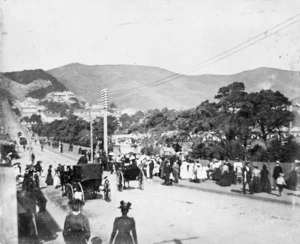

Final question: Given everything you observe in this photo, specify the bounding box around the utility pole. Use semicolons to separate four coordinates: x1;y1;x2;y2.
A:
90;110;93;163
101;88;108;157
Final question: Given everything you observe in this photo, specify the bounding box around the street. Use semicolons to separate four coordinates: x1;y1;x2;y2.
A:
2;100;300;244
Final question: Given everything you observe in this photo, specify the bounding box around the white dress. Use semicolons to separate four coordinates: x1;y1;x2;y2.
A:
200;165;208;180
53;171;60;187
188;163;196;180
180;161;189;180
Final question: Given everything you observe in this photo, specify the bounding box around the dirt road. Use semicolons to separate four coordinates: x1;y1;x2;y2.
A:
2;100;300;244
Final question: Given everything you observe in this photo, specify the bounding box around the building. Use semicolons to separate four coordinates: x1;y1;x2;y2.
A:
73;108;120;122
40;112;66;124
46;91;76;103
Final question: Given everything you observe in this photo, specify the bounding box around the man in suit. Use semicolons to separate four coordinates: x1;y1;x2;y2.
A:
77;151;88;164
242;162;253;194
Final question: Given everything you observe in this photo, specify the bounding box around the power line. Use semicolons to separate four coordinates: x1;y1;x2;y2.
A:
110;13;300;95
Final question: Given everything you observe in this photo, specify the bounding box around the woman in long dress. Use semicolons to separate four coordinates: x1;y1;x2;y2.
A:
63;199;90;244
109;201;138;244
180;160;189;180
45;165;54;186
53;167;61;188
188;162;196;181
252;165;262;193
261;164;271;193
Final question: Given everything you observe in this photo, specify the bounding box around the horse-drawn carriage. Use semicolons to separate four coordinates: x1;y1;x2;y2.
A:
63;164;111;202
115;162;145;191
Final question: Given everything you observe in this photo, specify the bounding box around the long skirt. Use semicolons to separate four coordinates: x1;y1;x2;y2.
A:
261;177;271;193
45;174;54;186
252;176;262;193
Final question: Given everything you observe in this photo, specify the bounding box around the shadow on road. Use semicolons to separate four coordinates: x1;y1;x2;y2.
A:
153;236;199;244
287;192;300;197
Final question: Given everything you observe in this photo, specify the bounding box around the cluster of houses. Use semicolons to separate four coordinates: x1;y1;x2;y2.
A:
13;91;121;125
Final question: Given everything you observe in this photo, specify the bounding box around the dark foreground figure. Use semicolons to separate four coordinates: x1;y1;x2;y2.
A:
109;201;138;244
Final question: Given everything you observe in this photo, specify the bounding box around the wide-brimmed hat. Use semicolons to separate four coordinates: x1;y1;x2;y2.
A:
118;201;132;210
68;199;85;207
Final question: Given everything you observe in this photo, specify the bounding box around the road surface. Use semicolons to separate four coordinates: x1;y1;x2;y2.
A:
1;100;300;244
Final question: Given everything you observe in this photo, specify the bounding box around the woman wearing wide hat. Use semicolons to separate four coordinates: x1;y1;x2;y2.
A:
109;201;138;244
63;199;90;244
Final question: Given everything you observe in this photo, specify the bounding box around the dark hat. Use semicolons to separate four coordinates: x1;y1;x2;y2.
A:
118;200;132;210
68;199;85;207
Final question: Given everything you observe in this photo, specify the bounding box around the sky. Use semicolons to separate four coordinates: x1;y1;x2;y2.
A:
1;0;300;75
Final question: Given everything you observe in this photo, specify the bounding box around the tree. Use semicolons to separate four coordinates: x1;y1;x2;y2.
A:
246;90;294;142
214;82;248;141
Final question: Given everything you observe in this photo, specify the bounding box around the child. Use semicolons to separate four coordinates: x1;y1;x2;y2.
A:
276;173;286;197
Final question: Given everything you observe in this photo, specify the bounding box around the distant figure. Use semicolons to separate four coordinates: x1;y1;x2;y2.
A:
77;152;88;165
31;152;35;164
109;201;138;244
63;199;90;244
242;162;253;194
45;165;54;186
276;173;286;197
260;164;271;193
272;161;283;190
60;142;64;153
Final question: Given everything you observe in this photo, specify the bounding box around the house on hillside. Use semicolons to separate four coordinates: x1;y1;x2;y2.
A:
46;91;76;103
73;108;120;121
40;112;66;124
19;104;39;117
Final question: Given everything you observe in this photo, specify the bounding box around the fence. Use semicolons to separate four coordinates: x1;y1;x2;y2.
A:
197;159;297;183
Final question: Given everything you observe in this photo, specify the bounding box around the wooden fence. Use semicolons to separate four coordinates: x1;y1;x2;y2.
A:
198;159;297;183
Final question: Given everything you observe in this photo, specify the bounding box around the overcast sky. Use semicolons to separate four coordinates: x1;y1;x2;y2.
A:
1;0;300;75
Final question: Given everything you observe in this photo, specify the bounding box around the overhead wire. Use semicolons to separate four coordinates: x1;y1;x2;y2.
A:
109;13;300;95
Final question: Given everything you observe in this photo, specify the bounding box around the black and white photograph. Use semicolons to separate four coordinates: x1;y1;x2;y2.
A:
1;0;300;243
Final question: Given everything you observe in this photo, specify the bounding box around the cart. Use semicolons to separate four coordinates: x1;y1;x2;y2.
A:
115;163;145;191
64;164;111;202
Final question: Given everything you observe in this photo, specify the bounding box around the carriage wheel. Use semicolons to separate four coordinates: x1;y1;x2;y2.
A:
77;182;85;202
103;179;111;202
65;183;74;200
116;171;124;192
73;182;85;202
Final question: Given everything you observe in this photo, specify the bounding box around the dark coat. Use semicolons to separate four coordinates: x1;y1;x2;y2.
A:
242;166;252;181
272;165;283;179
77;155;88;164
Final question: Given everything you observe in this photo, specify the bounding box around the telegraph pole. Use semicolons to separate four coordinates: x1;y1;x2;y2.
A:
101;88;108;157
90;110;93;163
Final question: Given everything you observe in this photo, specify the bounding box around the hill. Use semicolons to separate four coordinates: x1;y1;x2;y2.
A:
47;63;300;111
0;69;67;100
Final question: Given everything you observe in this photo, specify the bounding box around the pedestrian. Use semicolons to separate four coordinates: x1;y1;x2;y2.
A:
45;165;54;186
272;161;283;190
260;164;271;193
163;159;172;185
252;165;262;193
63;199;90;244
60;142;64;153
242;162;253;194
276;173;286;197
109;201;138;244
172;160;180;183
77;152;88;164
31;152;35;164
